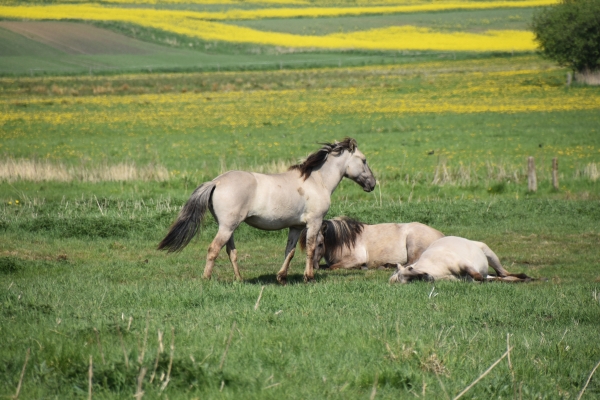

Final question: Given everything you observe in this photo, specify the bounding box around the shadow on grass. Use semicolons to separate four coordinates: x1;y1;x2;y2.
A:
245;273;328;285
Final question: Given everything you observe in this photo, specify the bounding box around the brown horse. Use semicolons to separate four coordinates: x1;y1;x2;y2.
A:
300;217;444;270
158;138;376;283
389;236;534;283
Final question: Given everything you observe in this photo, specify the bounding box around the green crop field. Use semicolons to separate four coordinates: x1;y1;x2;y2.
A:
228;8;537;35
1;0;600;398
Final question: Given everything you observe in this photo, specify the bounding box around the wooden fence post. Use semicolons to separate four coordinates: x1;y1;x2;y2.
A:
527;157;537;192
552;158;559;190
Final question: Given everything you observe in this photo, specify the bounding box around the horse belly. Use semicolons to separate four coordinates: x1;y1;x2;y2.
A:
365;242;408;268
245;176;308;230
244;214;303;231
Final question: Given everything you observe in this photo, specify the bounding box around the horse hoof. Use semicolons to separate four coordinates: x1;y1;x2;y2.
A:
202;274;212;280
276;275;287;285
304;275;315;283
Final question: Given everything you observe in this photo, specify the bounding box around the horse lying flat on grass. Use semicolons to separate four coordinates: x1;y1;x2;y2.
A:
158;138;376;283
300;217;444;270
389;236;534;283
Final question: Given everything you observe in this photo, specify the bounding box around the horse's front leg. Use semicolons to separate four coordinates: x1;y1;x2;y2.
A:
276;227;302;285
303;221;321;283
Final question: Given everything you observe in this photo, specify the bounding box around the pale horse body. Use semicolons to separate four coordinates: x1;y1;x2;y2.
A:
301;217;444;270
158;138;376;283
389;236;533;283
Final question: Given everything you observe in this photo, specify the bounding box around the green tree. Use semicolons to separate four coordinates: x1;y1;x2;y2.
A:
531;0;600;72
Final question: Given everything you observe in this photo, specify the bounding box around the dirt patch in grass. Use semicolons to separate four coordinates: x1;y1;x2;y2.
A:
0;21;157;55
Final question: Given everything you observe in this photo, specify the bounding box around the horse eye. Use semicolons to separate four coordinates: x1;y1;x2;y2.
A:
362;159;367;164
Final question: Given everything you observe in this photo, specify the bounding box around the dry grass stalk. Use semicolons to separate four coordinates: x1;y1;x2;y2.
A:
149;330;164;383
0;157;169;183
219;322;237;371
421;353;449;377
138;311;149;365
134;367;147;399
254;286;265;311
88;355;93;400
436;374;451;400
507;333;517;399
160;327;175;392
582;163;599;182
220;158;292;175
432;163;451;185
369;372;379;400
453;347;512;400
117;325;129;369
575;70;600;86
576;359;600;400
12;347;30;400
429;159;523;187
93;328;105;365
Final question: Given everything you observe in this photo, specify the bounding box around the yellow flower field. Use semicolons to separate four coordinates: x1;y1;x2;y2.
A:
2;69;599;130
0;0;555;51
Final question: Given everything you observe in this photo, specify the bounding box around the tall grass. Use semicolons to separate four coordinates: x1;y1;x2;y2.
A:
0;157;169;183
576;70;600;86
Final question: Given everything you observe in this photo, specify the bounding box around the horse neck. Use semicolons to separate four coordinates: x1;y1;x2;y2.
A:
312;152;348;195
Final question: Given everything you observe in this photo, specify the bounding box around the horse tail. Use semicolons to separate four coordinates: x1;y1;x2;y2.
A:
157;181;216;253
488;274;536;283
299;227;308;251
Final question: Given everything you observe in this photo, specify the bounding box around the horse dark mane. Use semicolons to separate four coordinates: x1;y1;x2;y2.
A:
289;137;357;180
299;216;364;262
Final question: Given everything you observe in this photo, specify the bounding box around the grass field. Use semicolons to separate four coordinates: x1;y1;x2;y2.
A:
2;52;600;398
1;0;600;398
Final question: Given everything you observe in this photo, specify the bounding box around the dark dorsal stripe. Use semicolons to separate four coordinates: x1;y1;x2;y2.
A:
288;137;357;179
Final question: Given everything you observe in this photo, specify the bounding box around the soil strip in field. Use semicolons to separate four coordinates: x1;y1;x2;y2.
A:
0;21;156;55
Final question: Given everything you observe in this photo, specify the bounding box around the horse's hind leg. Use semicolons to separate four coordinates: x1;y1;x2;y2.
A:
226;234;242;281
480;243;509;277
302;221;322;283
203;227;236;280
277;227;302;284
462;263;484;282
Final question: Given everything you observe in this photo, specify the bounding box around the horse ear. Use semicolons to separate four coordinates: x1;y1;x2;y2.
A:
320;222;328;234
348;138;357;152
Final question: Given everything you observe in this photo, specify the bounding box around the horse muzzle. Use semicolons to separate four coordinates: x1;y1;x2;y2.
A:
362;178;376;192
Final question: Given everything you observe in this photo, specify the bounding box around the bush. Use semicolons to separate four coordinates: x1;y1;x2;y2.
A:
531;0;600;72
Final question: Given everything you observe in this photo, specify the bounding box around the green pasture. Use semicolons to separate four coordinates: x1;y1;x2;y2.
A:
1;56;598;200
228;8;536;35
1;195;599;399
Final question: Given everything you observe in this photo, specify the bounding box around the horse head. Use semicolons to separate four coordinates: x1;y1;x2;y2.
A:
389;265;432;284
342;140;376;192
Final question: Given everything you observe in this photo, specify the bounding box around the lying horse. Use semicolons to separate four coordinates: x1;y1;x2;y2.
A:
389;236;533;283
158;138;376;283
300;217;444;270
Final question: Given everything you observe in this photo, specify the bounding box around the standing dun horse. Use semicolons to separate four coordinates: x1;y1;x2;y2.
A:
300;217;444;270
158;138;376;283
